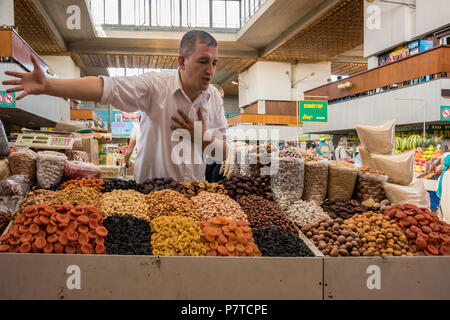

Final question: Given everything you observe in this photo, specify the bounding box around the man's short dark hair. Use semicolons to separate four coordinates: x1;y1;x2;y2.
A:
307;142;316;149
179;30;218;57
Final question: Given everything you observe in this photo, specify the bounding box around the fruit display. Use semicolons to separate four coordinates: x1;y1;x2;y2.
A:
253;227;314;257
384;204;450;256
200;216;261;256
0;203;107;254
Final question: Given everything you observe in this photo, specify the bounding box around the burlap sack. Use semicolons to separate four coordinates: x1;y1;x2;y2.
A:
371;150;414;186
356;119;395;155
383;179;430;208
359;146;376;169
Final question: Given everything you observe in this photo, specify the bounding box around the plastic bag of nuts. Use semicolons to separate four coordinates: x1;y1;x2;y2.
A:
355;169;388;203
302;159;328;204
271;157;305;211
8;149;37;182
0;175;31;196
36;151;67;189
327;161;358;201
0;160;11;181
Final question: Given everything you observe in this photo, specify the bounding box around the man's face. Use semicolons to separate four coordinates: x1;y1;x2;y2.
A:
182;41;219;92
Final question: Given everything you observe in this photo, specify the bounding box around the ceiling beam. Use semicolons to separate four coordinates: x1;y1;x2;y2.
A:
331;55;368;64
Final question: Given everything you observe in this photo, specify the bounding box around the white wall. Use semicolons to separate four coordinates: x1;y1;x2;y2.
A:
364;0;416;57
223;96;239;114
228;124;303;142
303;79;450;133
416;0;450;37
0;0;14;25
292;62;331;100
367;56;379;70
41;56;81;79
238;61;292;107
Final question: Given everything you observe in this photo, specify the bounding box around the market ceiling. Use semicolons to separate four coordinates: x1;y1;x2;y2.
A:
13;0;366;93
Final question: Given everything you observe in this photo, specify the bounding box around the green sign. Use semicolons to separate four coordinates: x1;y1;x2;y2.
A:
320;134;334;141
299;100;327;122
298;134;311;141
0;91;15;107
440;106;450;121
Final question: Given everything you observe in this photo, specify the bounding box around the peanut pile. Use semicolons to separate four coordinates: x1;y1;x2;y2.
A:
191;192;247;221
146;189;199;220
101;189;150;222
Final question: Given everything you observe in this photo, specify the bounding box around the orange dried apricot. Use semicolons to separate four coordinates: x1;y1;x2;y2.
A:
225;243;235;253
217;245;228;256
29;224;40;234
235;243;245;253
206;250;217;256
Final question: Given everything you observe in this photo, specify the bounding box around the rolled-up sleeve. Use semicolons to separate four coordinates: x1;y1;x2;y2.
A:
99;74;152;112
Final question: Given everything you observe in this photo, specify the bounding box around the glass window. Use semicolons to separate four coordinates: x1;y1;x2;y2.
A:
104;0;119;24
226;1;239;28
212;1;226;28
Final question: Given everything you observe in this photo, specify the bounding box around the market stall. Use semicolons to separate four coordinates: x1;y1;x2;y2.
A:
0;119;449;300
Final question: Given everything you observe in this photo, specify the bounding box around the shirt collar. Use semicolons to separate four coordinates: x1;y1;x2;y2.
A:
172;69;211;103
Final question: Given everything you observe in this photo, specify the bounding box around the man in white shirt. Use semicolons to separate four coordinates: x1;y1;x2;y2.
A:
3;30;228;183
334;137;352;162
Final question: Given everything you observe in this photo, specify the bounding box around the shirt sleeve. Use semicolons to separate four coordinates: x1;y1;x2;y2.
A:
99;73;156;113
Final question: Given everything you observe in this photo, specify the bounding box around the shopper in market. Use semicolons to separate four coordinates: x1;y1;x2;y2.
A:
124;115;142;168
334;137;352;162
306;142;316;155
2;30;229;183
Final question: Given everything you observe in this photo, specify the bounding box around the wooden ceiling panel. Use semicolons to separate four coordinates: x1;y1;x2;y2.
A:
14;0;65;55
265;0;363;63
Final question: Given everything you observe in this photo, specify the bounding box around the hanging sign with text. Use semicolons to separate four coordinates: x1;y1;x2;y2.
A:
299;100;328;122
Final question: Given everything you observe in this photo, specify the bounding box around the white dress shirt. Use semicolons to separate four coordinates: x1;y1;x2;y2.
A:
130;122;141;153
100;70;228;183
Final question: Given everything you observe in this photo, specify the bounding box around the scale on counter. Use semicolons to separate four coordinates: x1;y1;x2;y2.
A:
15;133;75;150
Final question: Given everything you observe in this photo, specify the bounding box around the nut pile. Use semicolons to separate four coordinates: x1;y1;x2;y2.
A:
285;200;330;227
138;177;183;194
271;157;305;210
385;204;450;256
0;203;107;254
146;189;199;220
0;175;31;196
277;147;303;159
64;150;89;162
302;159;328;204
103;215;152;255
60;178;104;192
181;180;227;198
57;185;102;208
253;227;314;257
200;216;261;256
238;195;297;235
303;217;364;256
327;161;358;201
150;216;205;256
321;199;368;219
191;192;247;221
101;189;149;221
17;189;60;213
219;174;265;201
248;145;274;201
8;150;37;182
344;211;414;256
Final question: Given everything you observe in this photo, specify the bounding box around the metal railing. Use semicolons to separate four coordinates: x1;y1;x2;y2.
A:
88;0;253;30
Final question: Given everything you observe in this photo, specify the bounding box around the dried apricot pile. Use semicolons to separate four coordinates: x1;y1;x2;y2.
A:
200;215;261;257
0;203;107;254
60;178;104;192
150;216;205;256
385;204;450;256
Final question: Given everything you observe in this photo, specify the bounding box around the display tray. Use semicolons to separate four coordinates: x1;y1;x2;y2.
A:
323;256;450;300
0;254;323;300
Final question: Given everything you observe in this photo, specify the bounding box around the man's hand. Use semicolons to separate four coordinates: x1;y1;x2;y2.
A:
171;108;207;144
2;55;47;100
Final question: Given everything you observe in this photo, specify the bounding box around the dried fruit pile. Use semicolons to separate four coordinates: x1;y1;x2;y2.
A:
321;199;368;220
200;216;261;256
181;180;227;199
17;189;60;213
150;216;205;256
253;227;314;257
0;203;107;254
385;204;450;256
101;189;149;222
103;215;152;255
57;185;102;208
60;178;104;192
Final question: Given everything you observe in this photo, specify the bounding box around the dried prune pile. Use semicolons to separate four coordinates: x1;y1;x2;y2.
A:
102;179;139;193
252;227;314;257
137;177;183;194
103;214;152;255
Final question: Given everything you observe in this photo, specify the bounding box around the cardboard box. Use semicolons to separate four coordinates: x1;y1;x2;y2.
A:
72;137;99;165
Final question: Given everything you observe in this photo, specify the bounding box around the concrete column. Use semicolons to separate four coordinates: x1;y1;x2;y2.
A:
0;0;14;26
367;56;379;70
41;56;81;79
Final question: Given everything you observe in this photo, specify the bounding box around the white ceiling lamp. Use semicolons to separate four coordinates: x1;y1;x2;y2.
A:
232;80;249;89
365;0;415;9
